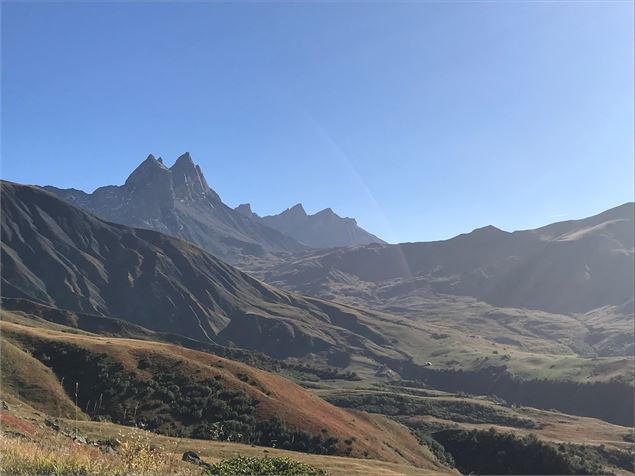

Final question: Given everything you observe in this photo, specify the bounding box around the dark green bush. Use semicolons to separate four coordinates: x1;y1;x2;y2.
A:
326;393;538;428
203;456;325;475
433;428;608;475
412;431;455;467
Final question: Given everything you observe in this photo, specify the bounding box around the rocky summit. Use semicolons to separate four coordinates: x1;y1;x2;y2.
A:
44;153;386;261
43;153;306;262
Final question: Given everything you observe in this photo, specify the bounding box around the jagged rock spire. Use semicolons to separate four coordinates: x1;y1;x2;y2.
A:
125;154;169;186
170;152;212;201
235;203;257;218
285;203;307;217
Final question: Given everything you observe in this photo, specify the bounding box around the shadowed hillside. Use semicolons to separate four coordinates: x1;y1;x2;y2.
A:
0;181;400;361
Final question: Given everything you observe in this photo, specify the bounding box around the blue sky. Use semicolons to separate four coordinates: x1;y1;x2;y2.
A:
2;1;633;243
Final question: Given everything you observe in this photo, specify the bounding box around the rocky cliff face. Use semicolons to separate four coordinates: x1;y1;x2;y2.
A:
170;152;218;202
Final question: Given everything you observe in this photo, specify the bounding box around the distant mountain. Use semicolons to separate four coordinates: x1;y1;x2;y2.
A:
43;153;306;263
248;203;635;315
236;202;385;248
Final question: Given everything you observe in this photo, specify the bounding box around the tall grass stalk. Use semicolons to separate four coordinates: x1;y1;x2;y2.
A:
75;381;79;438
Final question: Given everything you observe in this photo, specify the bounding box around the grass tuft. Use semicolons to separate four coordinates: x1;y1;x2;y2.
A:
0;433;125;476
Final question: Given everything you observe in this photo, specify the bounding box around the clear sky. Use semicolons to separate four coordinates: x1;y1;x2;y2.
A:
2;1;633;243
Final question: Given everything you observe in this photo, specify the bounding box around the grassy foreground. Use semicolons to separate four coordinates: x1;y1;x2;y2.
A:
0;432;442;476
0;432;326;476
0;431;196;476
0;403;452;476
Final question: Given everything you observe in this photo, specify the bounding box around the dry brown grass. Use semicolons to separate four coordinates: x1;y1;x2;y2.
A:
0;414;452;476
0;320;449;471
1;433;119;475
0;430;199;476
73;421;453;476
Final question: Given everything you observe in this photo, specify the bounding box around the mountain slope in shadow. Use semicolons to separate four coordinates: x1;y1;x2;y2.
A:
1;180;396;361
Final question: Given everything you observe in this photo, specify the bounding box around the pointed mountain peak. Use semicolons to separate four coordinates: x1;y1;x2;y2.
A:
313;207;357;226
286;203;307;216
468;225;508;238
235;203;258;218
172;152;194;168
315;207;338;217
125;154;168;185
170;152;213;201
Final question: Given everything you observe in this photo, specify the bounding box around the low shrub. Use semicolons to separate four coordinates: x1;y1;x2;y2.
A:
412;431;455;467
203;456;326;475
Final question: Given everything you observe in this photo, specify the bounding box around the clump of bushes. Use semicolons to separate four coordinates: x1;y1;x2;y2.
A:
326;393;538;428
28;341;340;455
251;418;339;455
118;430;169;475
411;431;455;467
203;456;325;476
432;428;608;475
0;433;124;476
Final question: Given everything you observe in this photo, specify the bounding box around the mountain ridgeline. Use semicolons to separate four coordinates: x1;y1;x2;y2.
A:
43;153;305;263
236;202;385;248
43;153;384;262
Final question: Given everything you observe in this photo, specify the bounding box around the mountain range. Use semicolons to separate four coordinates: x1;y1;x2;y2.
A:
43;153;383;262
247;203;634;316
236;202;384;248
2;179;634;427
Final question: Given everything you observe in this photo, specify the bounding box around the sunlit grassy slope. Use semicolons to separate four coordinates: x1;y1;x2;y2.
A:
0;318;449;473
